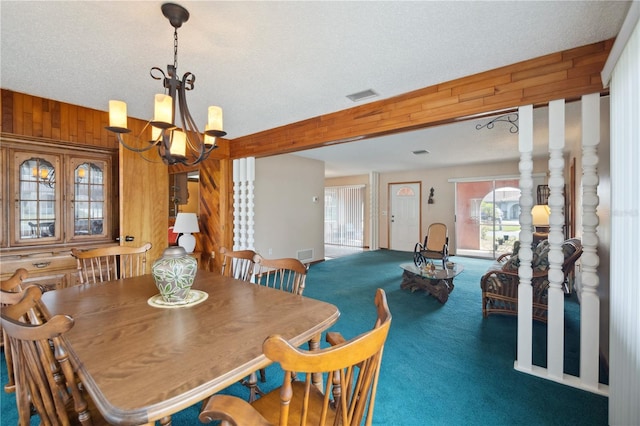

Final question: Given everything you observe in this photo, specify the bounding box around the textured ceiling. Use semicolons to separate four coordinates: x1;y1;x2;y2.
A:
0;1;630;176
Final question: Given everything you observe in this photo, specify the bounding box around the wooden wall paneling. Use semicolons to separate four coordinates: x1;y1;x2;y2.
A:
119;119;168;270
0;90;119;149
229;39;613;160
197;155;233;273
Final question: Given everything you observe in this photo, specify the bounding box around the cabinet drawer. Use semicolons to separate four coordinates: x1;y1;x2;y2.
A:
22;273;66;292
1;253;76;277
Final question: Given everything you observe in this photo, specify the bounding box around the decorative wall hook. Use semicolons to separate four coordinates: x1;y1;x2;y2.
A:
428;187;435;204
475;113;519;133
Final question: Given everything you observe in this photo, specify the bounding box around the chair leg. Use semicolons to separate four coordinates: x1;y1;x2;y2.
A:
241;372;266;403
3;333;16;393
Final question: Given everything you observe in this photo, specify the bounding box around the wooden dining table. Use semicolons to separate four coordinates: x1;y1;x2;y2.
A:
40;270;340;425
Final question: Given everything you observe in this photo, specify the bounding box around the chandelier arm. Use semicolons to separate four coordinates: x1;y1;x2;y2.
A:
116;134;158;154
177;82;218;162
115;121;159;154
175;90;217;167
176;84;211;157
135;150;164;164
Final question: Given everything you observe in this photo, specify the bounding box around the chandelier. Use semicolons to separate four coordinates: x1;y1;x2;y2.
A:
105;3;226;166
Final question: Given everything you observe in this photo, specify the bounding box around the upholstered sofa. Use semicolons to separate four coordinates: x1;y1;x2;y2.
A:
480;238;582;323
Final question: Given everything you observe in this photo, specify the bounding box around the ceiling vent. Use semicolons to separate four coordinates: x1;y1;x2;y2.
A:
412;149;430;155
346;89;379;102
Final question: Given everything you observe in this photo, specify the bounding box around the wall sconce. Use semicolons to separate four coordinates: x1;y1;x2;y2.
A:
428;187;435;204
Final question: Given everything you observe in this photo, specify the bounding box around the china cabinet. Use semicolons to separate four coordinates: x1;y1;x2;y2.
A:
0;135;117;289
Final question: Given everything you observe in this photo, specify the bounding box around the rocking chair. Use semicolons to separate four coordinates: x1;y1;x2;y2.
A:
413;223;449;269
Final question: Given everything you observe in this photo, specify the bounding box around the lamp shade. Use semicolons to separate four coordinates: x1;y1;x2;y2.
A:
531;204;551;226
170;130;187;157
173;213;200;234
154;94;173;125
108;100;128;130
206;106;223;132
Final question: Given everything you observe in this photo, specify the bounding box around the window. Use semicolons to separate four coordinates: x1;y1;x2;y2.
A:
454;178;524;259
324;185;365;247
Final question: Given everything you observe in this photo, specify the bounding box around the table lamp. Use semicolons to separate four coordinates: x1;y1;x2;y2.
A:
531;204;551;232
173;212;199;253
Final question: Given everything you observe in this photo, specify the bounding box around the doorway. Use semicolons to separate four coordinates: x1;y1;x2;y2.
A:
389;182;421;251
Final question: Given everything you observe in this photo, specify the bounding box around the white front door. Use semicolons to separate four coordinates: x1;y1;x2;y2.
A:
389;183;421;251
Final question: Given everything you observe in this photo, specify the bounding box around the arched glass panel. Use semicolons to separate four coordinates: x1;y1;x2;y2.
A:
396;186;415;196
74;162;105;236
18;158;56;239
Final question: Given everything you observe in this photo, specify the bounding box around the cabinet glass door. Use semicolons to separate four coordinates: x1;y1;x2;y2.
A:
70;158;109;240
14;152;61;244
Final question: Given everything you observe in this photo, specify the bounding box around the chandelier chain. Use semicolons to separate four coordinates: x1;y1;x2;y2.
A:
173;28;179;70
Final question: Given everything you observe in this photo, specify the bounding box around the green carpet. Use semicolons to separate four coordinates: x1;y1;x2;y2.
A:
1;250;608;425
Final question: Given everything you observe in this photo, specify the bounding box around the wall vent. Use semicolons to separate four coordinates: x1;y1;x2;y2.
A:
297;249;313;261
346;89;378;102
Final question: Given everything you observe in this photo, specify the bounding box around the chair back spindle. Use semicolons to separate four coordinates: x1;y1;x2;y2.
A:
219;247;257;282
253;255;308;296
72;243;152;284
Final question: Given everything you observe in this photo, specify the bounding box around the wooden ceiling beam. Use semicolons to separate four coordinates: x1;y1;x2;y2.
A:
229;38;613;160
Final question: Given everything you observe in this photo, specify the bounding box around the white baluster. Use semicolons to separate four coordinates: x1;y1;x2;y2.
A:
580;93;601;389
516;104;534;372
547;99;566;378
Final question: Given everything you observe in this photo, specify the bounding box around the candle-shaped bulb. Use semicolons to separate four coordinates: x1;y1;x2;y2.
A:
108;100;128;130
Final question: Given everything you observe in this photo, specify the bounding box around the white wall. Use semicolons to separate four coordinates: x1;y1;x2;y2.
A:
254;154;325;262
377;158;549;252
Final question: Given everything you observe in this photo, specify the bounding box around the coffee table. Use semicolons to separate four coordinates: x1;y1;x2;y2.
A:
400;262;464;304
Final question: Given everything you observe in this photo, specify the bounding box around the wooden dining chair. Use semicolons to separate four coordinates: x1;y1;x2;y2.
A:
71;242;152;284
199;288;392;426
1;268;30;394
252;255;308;296
1;285;109;426
243;255;310;400
219;247;257;281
